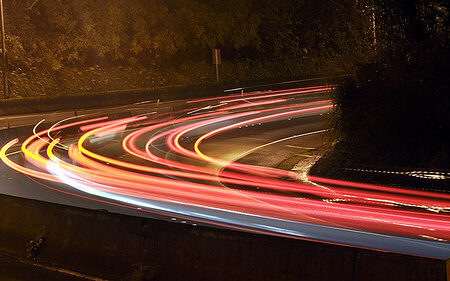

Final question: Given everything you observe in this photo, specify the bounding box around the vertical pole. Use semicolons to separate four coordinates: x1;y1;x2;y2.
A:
215;64;219;83
213;48;220;83
0;0;7;99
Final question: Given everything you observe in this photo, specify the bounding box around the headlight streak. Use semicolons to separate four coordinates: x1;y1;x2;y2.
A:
186;85;333;104
1;85;450;250
218;87;330;104
47;114;88;150
216;98;287;111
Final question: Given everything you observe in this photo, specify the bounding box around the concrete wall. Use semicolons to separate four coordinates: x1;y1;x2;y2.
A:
0;194;447;281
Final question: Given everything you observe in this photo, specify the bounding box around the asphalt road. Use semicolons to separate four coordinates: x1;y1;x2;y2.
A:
1;85;449;259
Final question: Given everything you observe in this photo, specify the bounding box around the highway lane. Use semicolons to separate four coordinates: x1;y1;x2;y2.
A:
1;85;449;259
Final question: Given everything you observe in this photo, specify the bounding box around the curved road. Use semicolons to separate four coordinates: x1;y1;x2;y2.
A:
1;85;449;259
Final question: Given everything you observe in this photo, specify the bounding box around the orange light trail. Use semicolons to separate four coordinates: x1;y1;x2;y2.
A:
1;85;449;248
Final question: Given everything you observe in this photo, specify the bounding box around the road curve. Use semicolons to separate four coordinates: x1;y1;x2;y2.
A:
1;85;449;259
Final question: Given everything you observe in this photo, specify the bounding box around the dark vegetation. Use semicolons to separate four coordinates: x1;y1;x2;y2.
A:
1;1;447;176
0;0;372;99
312;0;450;184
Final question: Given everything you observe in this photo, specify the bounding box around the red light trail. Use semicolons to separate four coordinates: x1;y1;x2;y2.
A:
1;85;449;248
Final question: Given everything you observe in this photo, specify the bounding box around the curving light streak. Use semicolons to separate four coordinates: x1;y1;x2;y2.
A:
1;85;450;247
186;85;333;104
217;98;287;111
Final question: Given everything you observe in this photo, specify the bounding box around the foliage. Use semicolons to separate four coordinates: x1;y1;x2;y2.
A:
1;0;373;98
330;0;450;168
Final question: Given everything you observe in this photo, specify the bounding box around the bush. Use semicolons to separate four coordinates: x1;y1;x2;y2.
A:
331;44;450;168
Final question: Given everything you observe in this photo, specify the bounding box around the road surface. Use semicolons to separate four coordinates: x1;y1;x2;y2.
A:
1;85;449;259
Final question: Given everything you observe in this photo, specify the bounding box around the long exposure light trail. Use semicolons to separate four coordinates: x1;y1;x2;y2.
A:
186;85;332;104
1;85;449;256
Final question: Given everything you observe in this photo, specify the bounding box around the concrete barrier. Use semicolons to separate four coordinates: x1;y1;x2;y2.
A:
0;76;332;116
0;194;447;281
